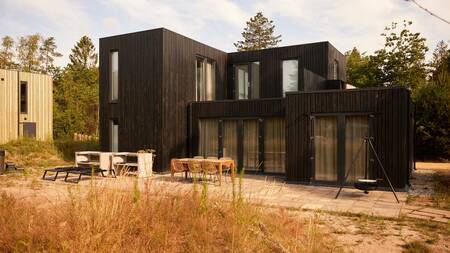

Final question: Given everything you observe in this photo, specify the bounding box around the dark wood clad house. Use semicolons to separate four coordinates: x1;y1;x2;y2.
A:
99;28;414;189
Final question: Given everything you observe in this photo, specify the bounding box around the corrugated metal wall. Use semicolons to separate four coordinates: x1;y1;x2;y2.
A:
0;69;52;144
0;69;19;143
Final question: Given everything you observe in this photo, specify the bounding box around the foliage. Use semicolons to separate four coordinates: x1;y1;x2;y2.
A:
39;37;62;73
0;139;66;171
16;34;42;72
234;12;281;51
0;34;62;74
346;21;448;159
68;35;98;70
371;21;428;89
53;36;99;138
0;36;16;69
413;46;450;159
54;138;99;161
346;21;428;89
345;47;378;87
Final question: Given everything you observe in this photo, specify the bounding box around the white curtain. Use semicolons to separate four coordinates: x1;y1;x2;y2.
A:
205;62;215;101
222;120;238;162
264;118;285;173
314;117;338;181
243;120;259;171
198;119;218;157
345;116;369;182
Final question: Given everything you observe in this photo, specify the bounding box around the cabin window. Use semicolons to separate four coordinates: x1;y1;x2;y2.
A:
282;59;298;96
20;81;27;114
110;51;119;102
333;59;339;79
198;119;219;157
110;119;119;152
196;57;216;101
234;62;260;99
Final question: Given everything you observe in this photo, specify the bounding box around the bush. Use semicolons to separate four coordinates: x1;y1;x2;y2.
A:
414;80;450;160
54;138;100;161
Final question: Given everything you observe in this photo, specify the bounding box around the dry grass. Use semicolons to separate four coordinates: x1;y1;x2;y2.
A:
0;178;338;253
432;172;450;210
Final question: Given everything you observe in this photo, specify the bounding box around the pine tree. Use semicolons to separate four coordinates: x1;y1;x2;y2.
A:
39;37;62;74
69;36;98;70
234;12;281;51
0;36;16;69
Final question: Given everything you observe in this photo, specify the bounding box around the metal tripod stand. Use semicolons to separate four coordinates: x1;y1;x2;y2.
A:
335;137;400;203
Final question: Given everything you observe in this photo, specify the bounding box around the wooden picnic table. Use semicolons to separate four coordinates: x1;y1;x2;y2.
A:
170;158;236;186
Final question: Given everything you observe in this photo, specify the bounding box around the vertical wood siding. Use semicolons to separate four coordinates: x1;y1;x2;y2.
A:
0;69;52;144
99;29;165;170
285;87;413;189
0;69;19;143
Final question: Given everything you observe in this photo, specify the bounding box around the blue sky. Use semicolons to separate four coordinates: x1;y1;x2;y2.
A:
1;0;449;66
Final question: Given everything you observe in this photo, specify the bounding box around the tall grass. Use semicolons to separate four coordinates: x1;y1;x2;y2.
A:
0;178;337;252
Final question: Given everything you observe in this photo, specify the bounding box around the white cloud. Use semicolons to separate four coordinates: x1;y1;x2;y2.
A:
1;0;449;66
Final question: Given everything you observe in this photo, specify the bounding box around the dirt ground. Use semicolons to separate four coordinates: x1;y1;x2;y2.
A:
1;163;450;253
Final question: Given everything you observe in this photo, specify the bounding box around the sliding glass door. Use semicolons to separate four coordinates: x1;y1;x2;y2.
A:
345;116;369;183
243;120;259;171
264;118;285;173
198;119;219;158
313;116;338;182
312;115;371;184
222;120;238;162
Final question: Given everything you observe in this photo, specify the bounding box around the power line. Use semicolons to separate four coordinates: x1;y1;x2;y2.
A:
405;0;450;25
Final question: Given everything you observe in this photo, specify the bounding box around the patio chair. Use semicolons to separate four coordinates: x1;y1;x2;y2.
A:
171;159;187;179
187;160;202;180
201;160;218;183
220;157;233;182
206;156;217;160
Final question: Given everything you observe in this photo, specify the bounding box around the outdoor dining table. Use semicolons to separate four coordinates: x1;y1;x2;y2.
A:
170;158;236;186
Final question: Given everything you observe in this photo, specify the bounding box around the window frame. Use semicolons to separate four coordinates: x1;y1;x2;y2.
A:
281;58;299;97
20;81;28;114
109;50;119;103
195;56;216;101
233;61;261;100
110;119;119;152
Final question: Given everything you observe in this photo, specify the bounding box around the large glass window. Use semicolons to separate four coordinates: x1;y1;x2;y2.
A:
250;62;260;99
110;51;119;101
345;116;369;183
243;120;259;171
198;119;218;157
314;116;338;182
110;120;119;152
282;59;298;96
196;57;216;101
234;62;260;99
20;81;27;114
264;118;285;173
333;59;339;79
234;64;248;99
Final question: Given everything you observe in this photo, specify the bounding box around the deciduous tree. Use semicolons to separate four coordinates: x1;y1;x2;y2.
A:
0;36;16;69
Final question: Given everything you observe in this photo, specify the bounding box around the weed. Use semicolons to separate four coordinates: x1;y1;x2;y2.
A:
402;240;431;253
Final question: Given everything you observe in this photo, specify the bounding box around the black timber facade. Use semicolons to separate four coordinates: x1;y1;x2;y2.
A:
100;28;413;188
